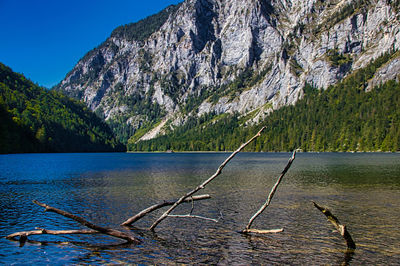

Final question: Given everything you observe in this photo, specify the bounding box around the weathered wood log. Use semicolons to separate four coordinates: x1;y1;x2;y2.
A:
149;126;266;231
6;200;140;244
121;194;211;226
243;150;296;233
312;201;356;250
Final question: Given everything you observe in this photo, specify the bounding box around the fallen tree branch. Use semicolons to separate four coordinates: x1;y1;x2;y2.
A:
6;235;134;249
5;200;141;244
243;150;296;233
312;201;356;250
6;228;99;241
121;194;211;226
149;126;266;231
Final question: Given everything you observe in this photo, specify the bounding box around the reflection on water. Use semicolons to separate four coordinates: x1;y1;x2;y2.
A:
0;152;399;264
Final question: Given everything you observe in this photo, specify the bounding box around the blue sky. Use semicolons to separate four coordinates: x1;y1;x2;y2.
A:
0;0;182;88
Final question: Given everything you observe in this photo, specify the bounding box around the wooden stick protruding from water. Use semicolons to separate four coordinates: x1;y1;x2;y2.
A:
149;126;266;231
242;150;296;233
312;201;356;250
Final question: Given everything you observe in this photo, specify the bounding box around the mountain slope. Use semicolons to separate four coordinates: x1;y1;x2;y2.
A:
56;0;400;147
0;63;124;153
131;51;400;152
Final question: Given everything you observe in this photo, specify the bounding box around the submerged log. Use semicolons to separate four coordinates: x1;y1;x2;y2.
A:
242;150;296;234
6;200;140;244
312;201;356;250
121;194;211;226
149;126;266;231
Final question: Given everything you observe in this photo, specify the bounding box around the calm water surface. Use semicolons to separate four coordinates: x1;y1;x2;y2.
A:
0;152;399;265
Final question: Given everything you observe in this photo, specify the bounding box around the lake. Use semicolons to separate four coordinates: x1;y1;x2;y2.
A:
0;152;399;264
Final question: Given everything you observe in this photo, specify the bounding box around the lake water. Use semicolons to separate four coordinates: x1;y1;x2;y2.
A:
0;152;399;264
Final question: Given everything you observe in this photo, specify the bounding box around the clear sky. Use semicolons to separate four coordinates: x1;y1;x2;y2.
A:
0;0;182;88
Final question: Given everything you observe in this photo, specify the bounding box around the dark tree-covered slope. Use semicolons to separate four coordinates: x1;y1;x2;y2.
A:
0;63;124;154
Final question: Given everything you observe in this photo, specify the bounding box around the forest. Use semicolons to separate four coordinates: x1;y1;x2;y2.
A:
0;63;124;154
130;51;400;152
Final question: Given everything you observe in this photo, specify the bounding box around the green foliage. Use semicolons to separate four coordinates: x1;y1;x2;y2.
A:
126;120;162;146
104;87;166;144
160;72;185;101
0;63;124;154
111;4;181;42
387;0;400;12
313;0;370;34
211;65;272;104
327;49;353;67
289;59;304;76
129;112;241;152
131;51;400;152
182;87;212;114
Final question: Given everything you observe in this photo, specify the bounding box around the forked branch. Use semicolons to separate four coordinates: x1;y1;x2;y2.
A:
121;194;211;226
149;126;266;231
243;150;296;233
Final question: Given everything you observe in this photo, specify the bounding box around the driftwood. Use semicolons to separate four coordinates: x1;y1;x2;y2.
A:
149;126;266;231
6;228;99;241
312;201;356;250
6;200;140;244
6;228;99;247
242;150;296;234
121;194;211;226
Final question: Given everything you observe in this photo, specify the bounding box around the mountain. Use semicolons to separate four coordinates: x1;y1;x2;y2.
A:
132;51;400;152
56;0;400;150
0;63;124;153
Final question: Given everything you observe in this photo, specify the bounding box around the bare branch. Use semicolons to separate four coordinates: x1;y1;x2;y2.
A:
149;126;266;231
243;150;296;233
190;197;195;215
6;228;99;241
31;200;140;244
242;228;284;234
167;214;219;223
312;201;356;250
121;194;211;226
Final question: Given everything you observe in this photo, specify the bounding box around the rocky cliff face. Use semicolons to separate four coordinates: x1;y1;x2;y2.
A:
56;0;400;143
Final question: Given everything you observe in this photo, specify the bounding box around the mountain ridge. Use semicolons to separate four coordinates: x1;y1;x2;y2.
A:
56;0;400;147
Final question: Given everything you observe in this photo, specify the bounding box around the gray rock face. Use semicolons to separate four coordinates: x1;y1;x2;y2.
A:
57;0;400;141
